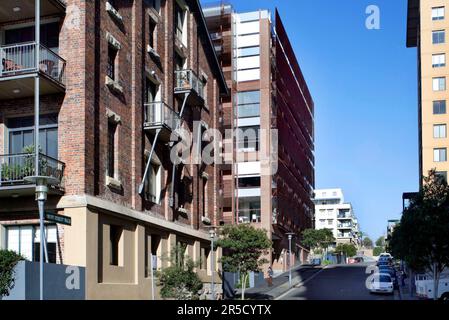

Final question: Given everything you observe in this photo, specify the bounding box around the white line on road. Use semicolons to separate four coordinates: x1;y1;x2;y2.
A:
275;266;329;300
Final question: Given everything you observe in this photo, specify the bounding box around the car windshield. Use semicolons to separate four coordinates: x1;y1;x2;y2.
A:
379;275;391;282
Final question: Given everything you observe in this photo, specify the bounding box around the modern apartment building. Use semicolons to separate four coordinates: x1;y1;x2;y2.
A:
0;0;228;299
204;4;315;273
407;0;449;184
313;189;362;248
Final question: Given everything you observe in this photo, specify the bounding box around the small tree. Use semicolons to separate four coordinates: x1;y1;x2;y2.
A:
375;236;385;248
373;247;384;257
335;243;357;258
157;245;203;300
302;228;335;259
0;250;23;298
390;170;449;300
217;224;271;300
362;237;373;249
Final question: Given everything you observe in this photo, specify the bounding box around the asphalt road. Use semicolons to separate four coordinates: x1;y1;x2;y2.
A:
279;263;397;300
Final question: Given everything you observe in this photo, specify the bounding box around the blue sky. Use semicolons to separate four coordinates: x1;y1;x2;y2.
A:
201;0;419;241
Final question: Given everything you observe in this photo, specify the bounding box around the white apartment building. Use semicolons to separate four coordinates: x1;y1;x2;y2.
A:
313;189;362;248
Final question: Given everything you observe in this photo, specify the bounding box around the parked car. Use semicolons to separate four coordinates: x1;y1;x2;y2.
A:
378;267;398;289
377;260;391;267
369;273;394;295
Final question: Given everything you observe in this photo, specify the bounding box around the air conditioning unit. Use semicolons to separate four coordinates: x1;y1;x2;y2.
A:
202;216;211;225
147;45;161;60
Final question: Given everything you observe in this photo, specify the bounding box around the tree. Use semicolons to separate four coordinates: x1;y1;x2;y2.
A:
390;170;449;300
217;224;271;300
363;237;374;249
157;245;203;300
373;247;384;257
335;243;357;258
0;250;23;298
375;236;385;248
302;229;335;258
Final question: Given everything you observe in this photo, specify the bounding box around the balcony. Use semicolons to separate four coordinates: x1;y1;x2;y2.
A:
337;224;353;229
0;0;66;24
0;43;66;99
144;102;180;142
174;69;205;105
237;209;261;225
0;153;65;197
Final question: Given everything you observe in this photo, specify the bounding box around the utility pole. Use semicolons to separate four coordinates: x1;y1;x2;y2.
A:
209;229;216;300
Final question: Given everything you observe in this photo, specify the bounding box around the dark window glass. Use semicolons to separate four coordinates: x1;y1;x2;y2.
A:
149;20;156;48
108;122;116;177
237;126;260;151
145;78;157;103
4;22;59;48
433;30;445;44
238;176;261;188
436;171;448;183
107;46;118;80
33;242;57;263
175;3;185;41
110;225;122;266
433;100;447;114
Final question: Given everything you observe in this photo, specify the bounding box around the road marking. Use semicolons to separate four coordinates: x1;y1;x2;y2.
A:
275;266;329;300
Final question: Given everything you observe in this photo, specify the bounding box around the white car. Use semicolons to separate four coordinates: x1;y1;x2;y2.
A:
369;273;394;294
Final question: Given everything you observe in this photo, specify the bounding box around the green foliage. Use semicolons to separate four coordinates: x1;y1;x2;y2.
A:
373;247;384;257
0;250;23;297
362;237;373;249
0;145;46;182
217;224;271;300
302;228;335;251
157;245;203;300
390;171;449;299
375;236;385;248
322;260;333;266
335;243;357;258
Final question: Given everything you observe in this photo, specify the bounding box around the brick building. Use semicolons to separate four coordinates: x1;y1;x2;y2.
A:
0;0;227;299
204;4;315;273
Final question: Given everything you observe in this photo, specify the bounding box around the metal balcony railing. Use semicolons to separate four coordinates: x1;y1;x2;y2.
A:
144;102;180;131
174;69;205;100
0;153;65;188
0;42;66;85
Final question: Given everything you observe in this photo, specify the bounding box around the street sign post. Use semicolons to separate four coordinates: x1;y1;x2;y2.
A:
44;212;72;226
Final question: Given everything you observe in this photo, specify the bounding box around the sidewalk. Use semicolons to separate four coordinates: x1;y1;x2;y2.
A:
235;264;322;300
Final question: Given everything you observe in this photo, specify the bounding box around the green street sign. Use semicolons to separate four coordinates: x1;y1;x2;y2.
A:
45;212;71;226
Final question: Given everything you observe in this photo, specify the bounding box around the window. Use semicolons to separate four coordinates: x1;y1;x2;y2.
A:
238;196;261;223
175;2;186;43
432;7;445;21
202;177;208;217
4;22;59;51
145;78;158;104
237;126;260;152
433;53;446;67
436;171;448;182
8;114;58;158
200;246;210;270
433;77;446;91
175;52;185;71
434;148;447;162
236;90;260;118
110;225;123;266
434;100;447;114
237;46;260;58
327;219;333;226
145;161;161;203
434;124;447;138
433;30;445;44
238;176;261;188
149;20;157;49
146;0;160;13
107;121;117;178
6;225;57;263
107;45;118;80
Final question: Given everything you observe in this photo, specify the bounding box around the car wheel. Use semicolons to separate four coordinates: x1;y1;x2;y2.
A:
440;293;449;301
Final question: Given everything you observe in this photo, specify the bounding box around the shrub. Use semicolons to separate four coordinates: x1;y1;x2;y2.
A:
0;250;23;297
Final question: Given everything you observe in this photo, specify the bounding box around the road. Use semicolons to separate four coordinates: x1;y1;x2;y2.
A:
279;263;398;300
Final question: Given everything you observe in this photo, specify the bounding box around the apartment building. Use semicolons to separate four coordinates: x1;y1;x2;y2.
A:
0;0;228;299
313;189;362;248
204;4;315;273
407;0;449;184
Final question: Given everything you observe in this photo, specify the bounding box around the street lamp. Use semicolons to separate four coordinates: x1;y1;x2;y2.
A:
286;233;296;288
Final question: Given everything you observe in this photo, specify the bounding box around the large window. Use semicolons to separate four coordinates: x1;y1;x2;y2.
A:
8;114;58;158
237;46;260;58
433;53;446;67
432;7;445;21
238;176;260;188
433;77;446;91
434;100;447;114
237;126;260;152
6;225;57;263
236;90;260;118
434;148;447;162
238;196;261;224
110;225;123;266
107;45;118;80
434;124;447;138
433;30;445;44
4;22;59;51
175;2;186;44
145;161;161;203
107;121;117;178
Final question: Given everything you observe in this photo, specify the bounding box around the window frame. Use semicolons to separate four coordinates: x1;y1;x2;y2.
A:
434;148;447;162
432;7;445;21
433;100;447;114
432;30;446;44
433;124;447;139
